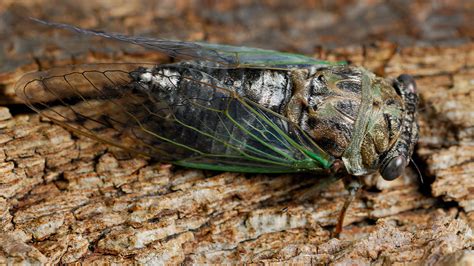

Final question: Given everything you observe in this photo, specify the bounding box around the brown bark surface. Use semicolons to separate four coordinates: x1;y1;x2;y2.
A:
0;1;473;264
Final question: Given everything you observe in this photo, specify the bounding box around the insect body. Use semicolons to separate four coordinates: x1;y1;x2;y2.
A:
16;19;419;183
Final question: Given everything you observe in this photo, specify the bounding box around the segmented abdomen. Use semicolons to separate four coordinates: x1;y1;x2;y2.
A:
130;64;298;160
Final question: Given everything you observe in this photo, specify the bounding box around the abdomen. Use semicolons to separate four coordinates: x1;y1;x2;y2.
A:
132;64;297;159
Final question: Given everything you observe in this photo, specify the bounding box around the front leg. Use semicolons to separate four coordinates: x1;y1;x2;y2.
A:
333;175;363;238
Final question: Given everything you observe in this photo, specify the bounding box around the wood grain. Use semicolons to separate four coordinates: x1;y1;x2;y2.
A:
0;1;473;264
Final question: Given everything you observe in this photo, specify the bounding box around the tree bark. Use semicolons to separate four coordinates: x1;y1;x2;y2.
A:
0;1;473;264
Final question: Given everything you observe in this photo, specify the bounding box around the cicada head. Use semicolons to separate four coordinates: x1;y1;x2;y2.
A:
345;71;419;181
304;66;418;180
377;74;419;180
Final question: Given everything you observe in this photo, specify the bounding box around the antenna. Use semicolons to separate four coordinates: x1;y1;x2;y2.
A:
409;157;424;184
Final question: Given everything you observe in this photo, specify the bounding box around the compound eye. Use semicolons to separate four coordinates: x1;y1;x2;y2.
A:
380;155;407;181
395;74;417;95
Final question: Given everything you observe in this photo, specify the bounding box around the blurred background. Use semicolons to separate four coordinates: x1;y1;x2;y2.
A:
1;0;472;102
1;0;473;64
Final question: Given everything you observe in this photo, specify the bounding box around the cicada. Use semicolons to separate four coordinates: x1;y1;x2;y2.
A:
16;19;419;234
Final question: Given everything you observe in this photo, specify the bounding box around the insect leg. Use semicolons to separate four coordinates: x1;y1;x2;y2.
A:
333;175;362;238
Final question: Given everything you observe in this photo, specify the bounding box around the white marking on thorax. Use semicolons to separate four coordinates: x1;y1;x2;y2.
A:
248;71;288;109
140;68;181;90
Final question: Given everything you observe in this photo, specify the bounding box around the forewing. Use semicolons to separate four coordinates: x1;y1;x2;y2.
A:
31;18;343;69
16;63;334;173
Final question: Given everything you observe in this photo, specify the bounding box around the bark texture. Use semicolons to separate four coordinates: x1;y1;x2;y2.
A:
0;1;473;264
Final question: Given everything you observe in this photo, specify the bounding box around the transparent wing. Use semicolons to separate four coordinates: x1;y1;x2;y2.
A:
15;63;334;173
31;18;343;69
